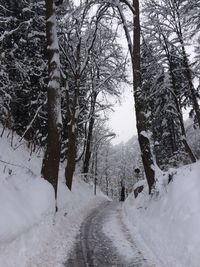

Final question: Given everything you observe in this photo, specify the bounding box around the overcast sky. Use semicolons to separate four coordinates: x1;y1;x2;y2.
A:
108;86;137;145
108;12;136;145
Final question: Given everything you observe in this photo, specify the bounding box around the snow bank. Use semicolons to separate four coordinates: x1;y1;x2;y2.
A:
0;175;54;244
123;162;200;267
0;131;55;244
24;174;107;267
0;130;107;267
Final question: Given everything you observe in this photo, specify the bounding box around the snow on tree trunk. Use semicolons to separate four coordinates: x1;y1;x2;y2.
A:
65;70;80;190
132;0;155;194
41;0;62;205
117;0;156;193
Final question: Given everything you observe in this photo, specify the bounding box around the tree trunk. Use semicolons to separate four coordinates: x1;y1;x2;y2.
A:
65;77;79;190
65;117;76;190
82;91;97;178
105;149;109;196
94;148;98;195
41;0;62;205
117;0;156;194
169;118;177;154
132;0;155;194
120;180;125;201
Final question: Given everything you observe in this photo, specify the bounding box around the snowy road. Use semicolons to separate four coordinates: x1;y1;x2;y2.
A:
65;201;153;267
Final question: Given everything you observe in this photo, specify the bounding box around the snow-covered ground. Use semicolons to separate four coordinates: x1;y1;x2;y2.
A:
0;130;107;267
1;128;200;267
123;162;200;267
103;203;160;266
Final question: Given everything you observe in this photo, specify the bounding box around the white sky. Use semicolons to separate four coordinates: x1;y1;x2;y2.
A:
106;13;136;145
108;86;137;145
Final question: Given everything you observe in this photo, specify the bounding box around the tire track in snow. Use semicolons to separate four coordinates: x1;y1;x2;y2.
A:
65;201;154;267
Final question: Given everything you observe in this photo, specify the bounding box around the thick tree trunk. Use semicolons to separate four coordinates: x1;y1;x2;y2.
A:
169;118;178;153
41;0;62;204
118;0;155;193
94;149;98;195
105;149;109;196
117;0;155;193
132;0;155;194
120;180;125;201
82;91;97;178
65;118;76;190
65;77;79;190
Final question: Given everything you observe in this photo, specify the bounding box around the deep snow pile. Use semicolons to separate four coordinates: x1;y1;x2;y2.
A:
0;130;107;267
123;162;200;267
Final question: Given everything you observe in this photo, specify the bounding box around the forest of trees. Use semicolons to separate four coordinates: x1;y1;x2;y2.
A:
1;0;200;205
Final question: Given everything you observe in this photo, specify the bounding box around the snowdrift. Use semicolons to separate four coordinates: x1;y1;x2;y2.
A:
0;130;106;267
123;162;200;267
0;132;55;245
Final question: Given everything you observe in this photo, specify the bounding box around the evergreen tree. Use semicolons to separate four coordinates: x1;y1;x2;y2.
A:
0;0;48;147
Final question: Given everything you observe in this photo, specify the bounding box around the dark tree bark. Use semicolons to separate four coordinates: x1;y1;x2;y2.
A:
65;116;76;190
41;0;62;205
132;0;155;193
120;180;125;201
82;91;98;179
105;148;109;196
116;0;156;194
116;0;156;193
65;75;79;190
94;148;98;195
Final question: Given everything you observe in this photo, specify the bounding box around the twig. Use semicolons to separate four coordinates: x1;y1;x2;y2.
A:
0;159;36;176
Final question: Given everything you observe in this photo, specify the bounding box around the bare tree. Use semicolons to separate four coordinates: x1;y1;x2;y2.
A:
60;1;126;190
60;2;110;190
81;18;126;180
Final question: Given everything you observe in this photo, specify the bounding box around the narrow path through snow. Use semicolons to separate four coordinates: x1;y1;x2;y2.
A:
65;201;155;267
